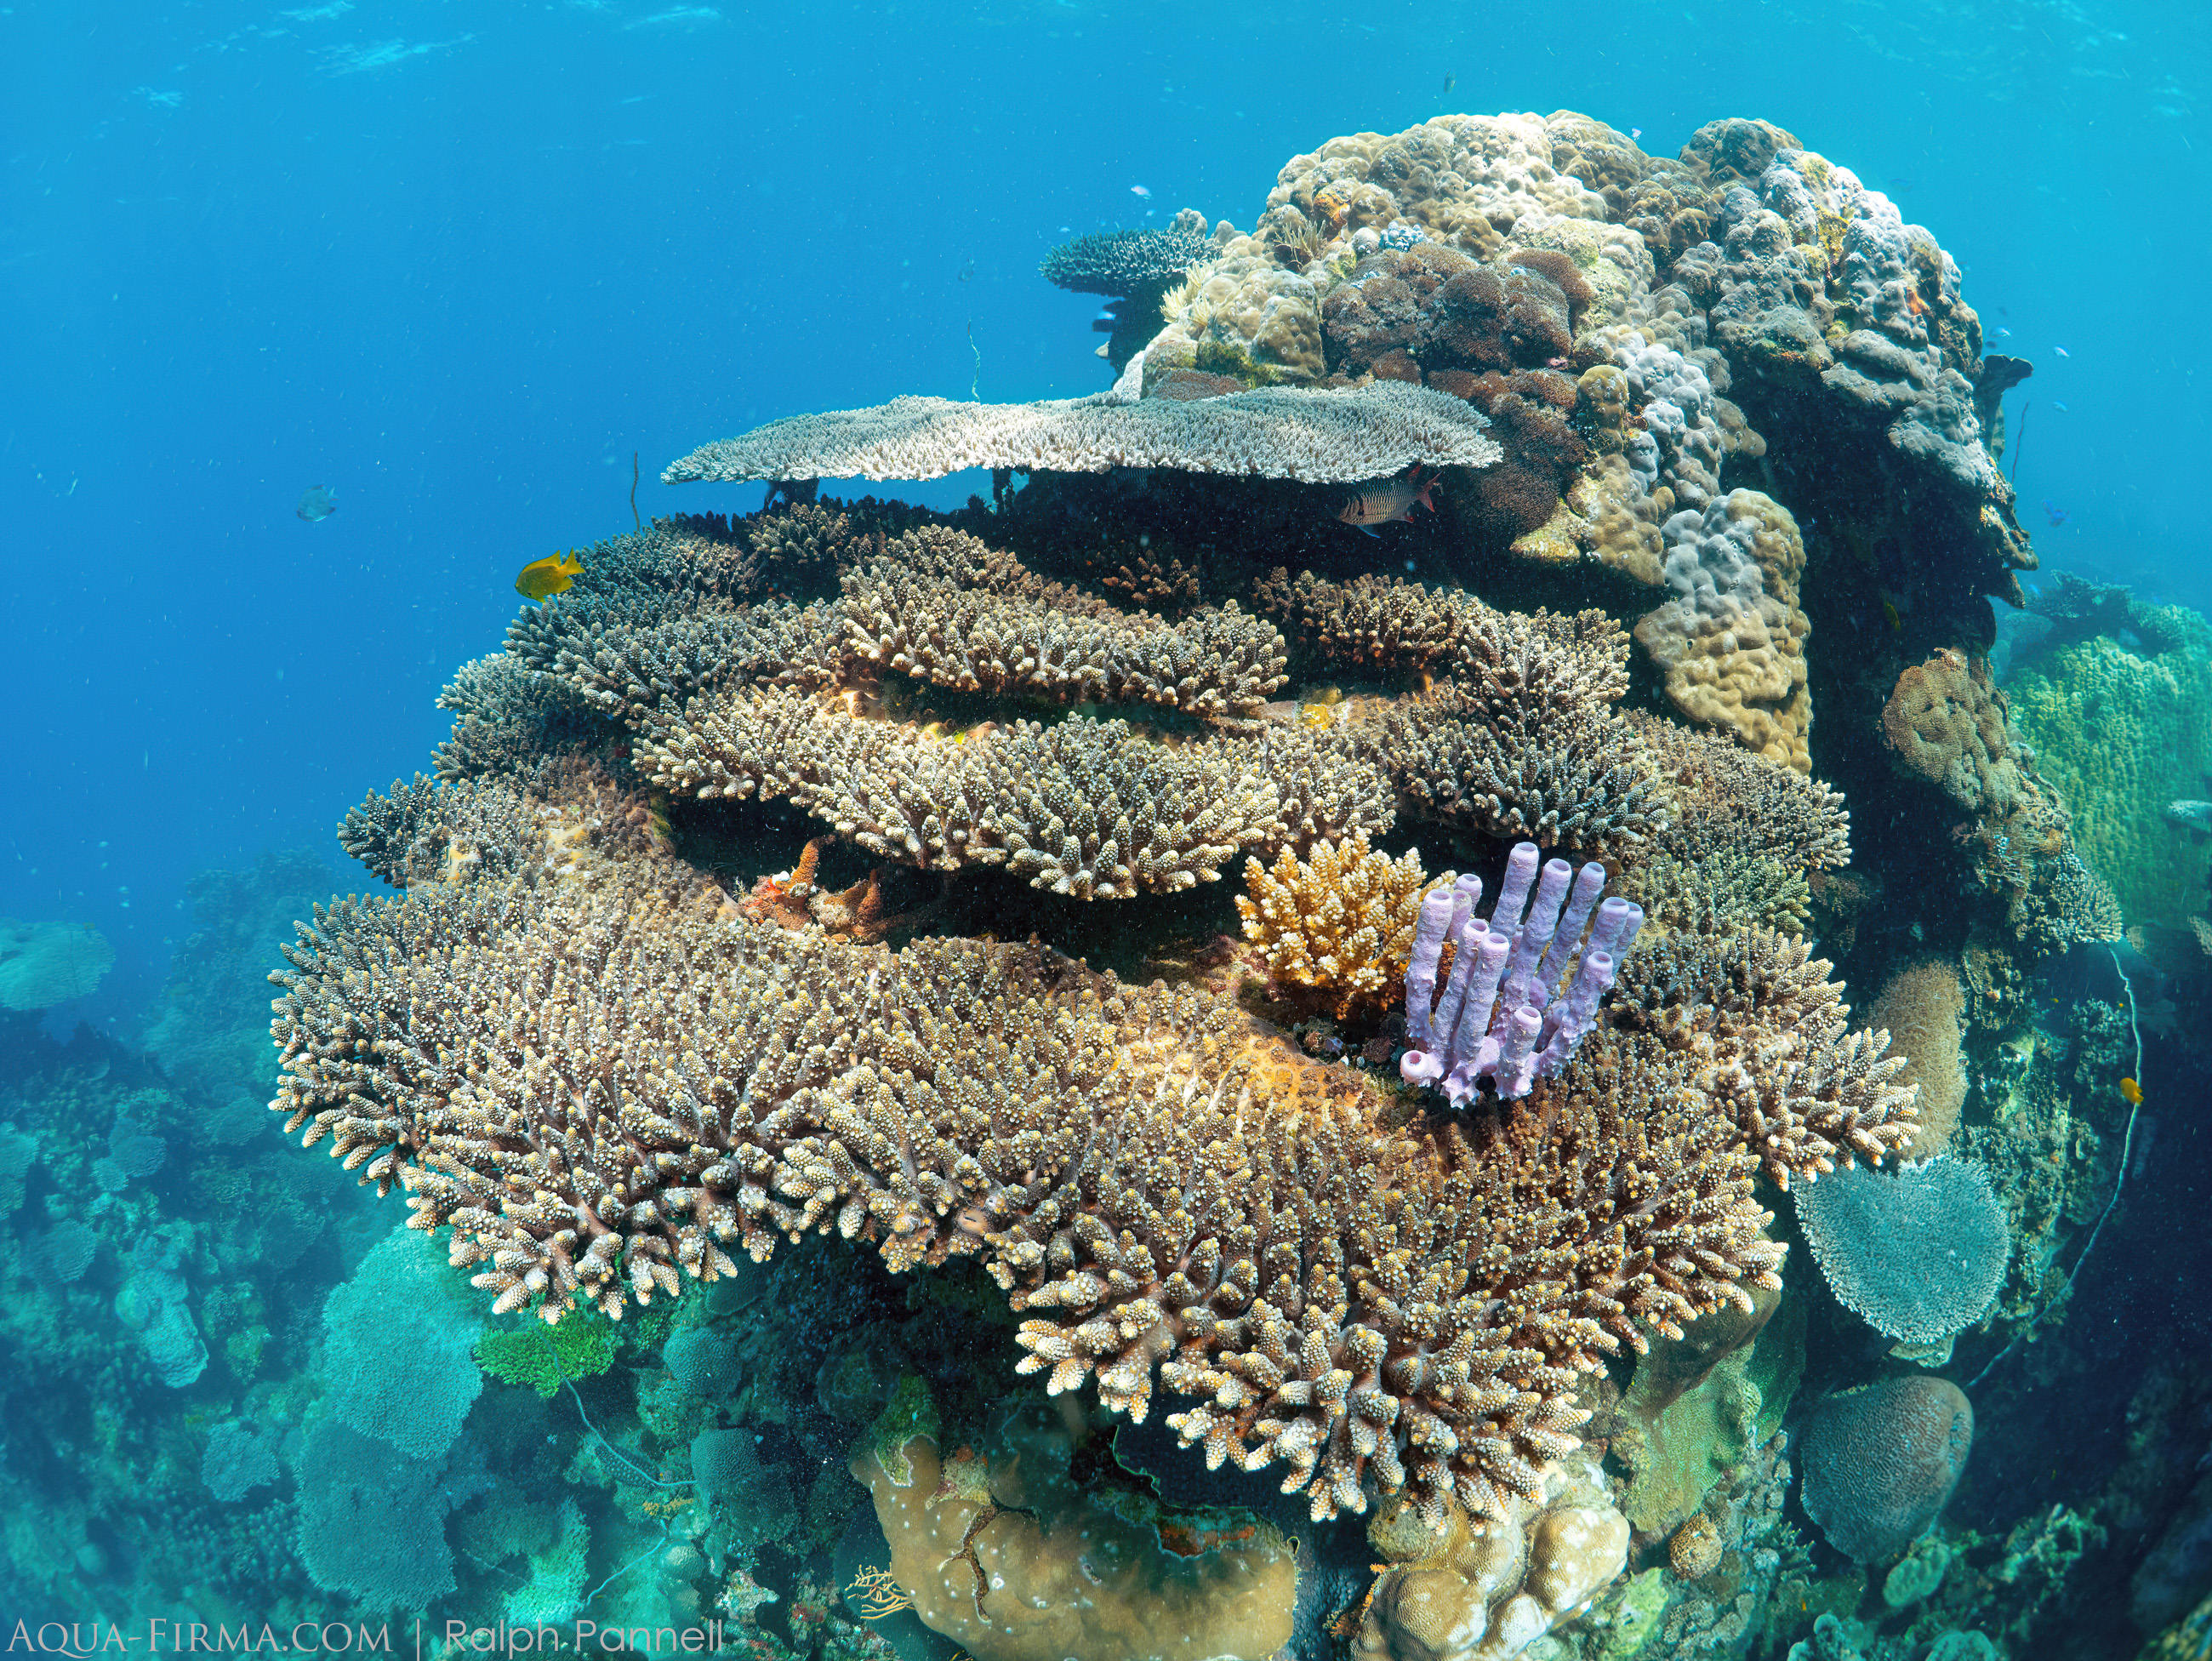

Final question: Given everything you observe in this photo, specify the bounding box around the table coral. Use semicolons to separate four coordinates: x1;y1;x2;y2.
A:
1236;833;1444;1018
271;792;1913;1525
664;382;1502;485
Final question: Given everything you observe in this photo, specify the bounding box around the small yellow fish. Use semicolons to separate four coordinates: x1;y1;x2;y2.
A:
2119;1076;2143;1104
1881;597;1902;632
516;550;584;601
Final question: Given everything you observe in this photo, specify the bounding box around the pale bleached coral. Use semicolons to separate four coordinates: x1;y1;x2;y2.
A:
662;383;1501;485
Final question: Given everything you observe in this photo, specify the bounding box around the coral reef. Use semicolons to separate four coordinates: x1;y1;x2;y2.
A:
2007;633;2212;933
1799;1378;1975;1563
1793;1159;2010;1350
663;382;1502;485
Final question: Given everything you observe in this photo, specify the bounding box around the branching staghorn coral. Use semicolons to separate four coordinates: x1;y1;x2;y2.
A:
1235;834;1444;1016
430;653;601;783
339;761;663;893
268;855;1896;1527
638;687;1388;898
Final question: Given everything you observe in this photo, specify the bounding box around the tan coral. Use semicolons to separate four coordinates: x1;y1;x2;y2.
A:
638;688;1389;899
1236;835;1447;1017
1632;490;1813;773
1881;648;2021;815
853;1411;1297;1661
1865;961;1967;1159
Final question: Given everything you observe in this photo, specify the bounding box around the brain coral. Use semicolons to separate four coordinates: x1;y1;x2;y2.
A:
1799;1378;1975;1563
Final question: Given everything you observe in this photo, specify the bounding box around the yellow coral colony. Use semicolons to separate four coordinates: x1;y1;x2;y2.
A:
1235;833;1446;1016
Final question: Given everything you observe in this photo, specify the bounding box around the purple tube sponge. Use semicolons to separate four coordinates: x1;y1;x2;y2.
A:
1400;842;1641;1104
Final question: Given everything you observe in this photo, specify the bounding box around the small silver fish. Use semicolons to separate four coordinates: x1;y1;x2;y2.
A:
1338;465;1440;534
296;484;338;522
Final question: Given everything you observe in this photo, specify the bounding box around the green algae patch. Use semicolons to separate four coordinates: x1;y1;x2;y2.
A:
476;1316;619;1399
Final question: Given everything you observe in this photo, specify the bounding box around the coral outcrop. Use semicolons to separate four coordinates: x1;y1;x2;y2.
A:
242;102;2121;1656
1798;1378;1975;1563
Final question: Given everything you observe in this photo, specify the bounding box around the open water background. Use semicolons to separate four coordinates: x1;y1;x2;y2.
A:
3;0;2208;1068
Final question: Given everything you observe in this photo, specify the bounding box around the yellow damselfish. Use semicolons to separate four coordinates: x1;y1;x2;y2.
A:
2119;1076;2144;1105
515;551;584;601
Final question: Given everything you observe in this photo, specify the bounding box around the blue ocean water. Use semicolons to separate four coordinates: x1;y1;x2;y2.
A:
4;0;2212;1651
5;0;2207;1015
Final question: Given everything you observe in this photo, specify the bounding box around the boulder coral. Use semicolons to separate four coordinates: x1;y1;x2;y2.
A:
1798;1378;1974;1563
854;1404;1298;1661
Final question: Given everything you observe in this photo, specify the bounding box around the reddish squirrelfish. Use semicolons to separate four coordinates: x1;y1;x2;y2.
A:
1338;465;1440;532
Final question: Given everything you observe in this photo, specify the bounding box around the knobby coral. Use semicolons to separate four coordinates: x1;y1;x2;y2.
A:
1235;833;1444;1017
